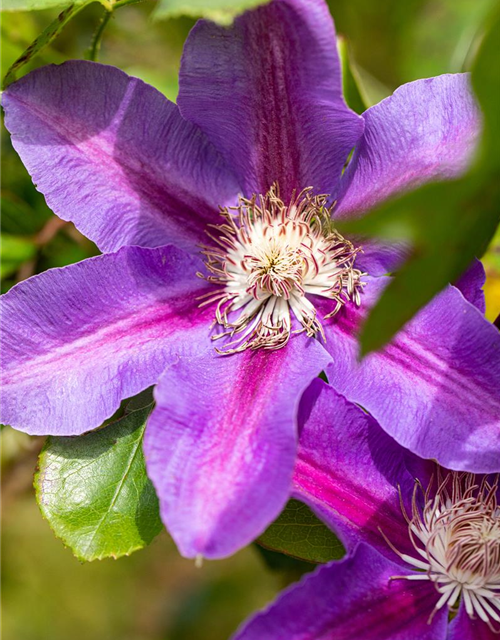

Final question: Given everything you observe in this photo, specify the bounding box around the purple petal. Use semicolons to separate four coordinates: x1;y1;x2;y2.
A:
319;278;500;473
0;246;213;435
143;337;331;559
454;259;486;313
335;74;481;219
447;604;497;640
293;379;416;560
354;240;409;276
178;0;363;201
2;60;240;253
233;544;447;640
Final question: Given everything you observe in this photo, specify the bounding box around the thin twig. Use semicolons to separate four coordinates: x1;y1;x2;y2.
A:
15;217;67;283
87;8;113;62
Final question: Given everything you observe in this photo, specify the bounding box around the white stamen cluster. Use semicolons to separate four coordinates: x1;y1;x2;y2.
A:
197;185;365;354
391;473;500;631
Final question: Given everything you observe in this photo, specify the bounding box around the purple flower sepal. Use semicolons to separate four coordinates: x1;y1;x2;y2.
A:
233;380;500;639
1;0;500;560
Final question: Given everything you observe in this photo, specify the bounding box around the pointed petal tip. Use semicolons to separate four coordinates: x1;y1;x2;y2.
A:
145;338;331;560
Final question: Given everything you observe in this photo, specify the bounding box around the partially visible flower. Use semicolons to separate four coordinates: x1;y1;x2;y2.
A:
1;0;500;561
233;380;500;639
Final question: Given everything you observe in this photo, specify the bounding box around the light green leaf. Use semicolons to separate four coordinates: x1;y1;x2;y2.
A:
35;399;162;562
257;499;344;564
0;260;21;279
1;0;78;10
341;6;500;355
337;36;368;114
122;65;179;102
0;233;37;278
153;0;270;24
1;233;36;259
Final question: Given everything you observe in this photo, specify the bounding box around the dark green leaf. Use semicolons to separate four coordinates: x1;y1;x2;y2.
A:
471;4;500;171
257;499;344;564
153;0;270;24
340;6;500;355
35;399;162;561
254;545;316;584
124;387;155;412
348;179;499;354
0;194;51;235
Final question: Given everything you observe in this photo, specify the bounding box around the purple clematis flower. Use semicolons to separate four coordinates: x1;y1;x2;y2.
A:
233;379;500;639
1;0;500;559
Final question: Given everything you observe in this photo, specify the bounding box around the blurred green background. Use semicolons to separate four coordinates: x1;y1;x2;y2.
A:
2;0;500;638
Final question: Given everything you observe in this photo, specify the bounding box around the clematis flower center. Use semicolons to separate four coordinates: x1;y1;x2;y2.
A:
197;185;365;354
390;473;500;630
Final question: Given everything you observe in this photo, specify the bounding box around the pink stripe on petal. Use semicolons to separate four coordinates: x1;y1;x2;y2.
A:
319;277;500;473
2;61;240;253
233;544;447;640
0;245;213;435
178;0;363;201
293;380;415;559
143;336;331;559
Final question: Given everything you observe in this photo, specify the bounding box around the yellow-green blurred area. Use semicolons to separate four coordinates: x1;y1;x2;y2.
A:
1;0;500;639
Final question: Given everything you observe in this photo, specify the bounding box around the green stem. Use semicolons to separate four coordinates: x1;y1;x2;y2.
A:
85;0;146;60
87;8;113;62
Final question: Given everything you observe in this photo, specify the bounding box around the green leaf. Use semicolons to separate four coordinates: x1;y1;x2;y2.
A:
347;179;499;355
153;0;270;24
0;194;51;235
2;2;96;88
2;0;79;10
257;499;344;564
340;6;500;355
1;233;36;259
35;398;162;561
124;387;155;411
254;545;316;584
471;4;500;171
0;233;37;278
337;36;368;114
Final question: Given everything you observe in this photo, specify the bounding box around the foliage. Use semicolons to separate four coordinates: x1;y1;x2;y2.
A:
35;392;162;561
153;0;269;24
1;233;36;278
341;5;500;354
2;0;89;11
337;36;368;115
258;500;345;564
3;2;96;87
